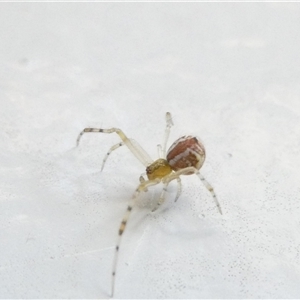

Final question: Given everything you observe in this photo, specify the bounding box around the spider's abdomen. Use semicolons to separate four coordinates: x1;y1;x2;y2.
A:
166;136;206;173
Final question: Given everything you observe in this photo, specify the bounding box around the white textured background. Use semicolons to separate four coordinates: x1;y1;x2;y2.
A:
1;3;300;299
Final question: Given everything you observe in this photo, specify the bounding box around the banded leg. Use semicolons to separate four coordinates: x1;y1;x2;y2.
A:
164;167;222;215
162;112;174;157
197;172;222;214
76;127;153;167
101;142;124;171
111;178;160;297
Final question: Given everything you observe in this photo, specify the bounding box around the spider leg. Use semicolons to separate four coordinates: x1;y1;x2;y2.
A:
162;112;174;157
174;177;182;202
101;142;124;172
157;144;163;158
164;167;222;215
197;172;222;214
151;181;170;212
152;177;182;212
111;178;161;297
76;127;153;167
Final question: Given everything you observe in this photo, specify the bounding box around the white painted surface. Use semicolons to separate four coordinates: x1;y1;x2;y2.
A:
1;3;300;298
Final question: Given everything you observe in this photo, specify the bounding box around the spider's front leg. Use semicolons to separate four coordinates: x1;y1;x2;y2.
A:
111;178;161;298
76;127;117;147
76;126;153;168
101;142;124;171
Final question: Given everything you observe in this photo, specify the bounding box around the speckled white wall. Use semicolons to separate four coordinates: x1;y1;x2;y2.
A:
1;2;300;298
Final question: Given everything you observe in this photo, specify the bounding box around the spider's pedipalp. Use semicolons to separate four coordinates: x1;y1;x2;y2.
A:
139;174;146;183
139;174;149;191
111;178;161;297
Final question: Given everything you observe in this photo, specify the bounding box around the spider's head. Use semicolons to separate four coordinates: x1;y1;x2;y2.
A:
146;158;172;180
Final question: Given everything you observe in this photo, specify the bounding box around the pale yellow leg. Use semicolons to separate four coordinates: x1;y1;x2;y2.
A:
163;167;222;215
111;178;161;297
76;127;153;167
101;142;124;171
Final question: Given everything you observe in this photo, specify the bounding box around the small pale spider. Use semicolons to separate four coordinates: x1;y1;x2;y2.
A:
76;112;222;297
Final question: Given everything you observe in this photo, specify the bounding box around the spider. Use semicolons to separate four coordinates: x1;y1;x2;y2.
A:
76;112;222;297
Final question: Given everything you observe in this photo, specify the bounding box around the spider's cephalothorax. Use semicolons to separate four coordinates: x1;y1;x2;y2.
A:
146;158;172;180
76;112;222;298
